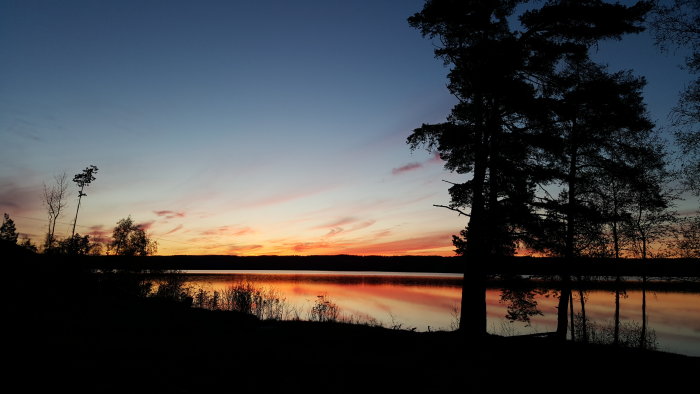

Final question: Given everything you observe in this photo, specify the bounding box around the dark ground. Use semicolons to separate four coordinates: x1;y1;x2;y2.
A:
4;245;699;393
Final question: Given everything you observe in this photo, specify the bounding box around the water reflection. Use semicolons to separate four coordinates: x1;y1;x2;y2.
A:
182;272;700;356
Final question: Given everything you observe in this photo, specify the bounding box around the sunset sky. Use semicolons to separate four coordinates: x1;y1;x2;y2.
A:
1;0;696;256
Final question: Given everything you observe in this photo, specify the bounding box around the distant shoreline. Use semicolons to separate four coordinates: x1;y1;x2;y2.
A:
14;253;700;277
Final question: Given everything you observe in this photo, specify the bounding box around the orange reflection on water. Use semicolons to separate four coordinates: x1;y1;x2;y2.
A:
185;273;700;356
190;273;463;330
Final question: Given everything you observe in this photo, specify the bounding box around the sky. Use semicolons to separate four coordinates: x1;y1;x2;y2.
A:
1;0;697;256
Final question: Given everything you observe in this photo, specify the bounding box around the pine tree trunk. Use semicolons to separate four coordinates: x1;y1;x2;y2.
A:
557;137;577;340
460;119;489;337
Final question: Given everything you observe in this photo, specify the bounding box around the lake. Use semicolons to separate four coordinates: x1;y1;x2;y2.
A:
179;270;700;357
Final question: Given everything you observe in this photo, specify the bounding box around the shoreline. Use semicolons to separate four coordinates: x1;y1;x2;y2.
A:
13;253;700;277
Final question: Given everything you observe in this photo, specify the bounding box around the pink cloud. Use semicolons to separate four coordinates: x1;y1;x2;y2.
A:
428;152;443;163
392;162;423;175
154;210;185;219
0;181;42;215
201;226;230;236
233;227;254;236
292;241;334;252
373;229;392;238
340;232;455;256
87;225;111;243
349;220;376;231
392;153;443;176
137;221;156;231
326;227;344;237
314;217;357;229
324;220;377;237
201;225;254;237
164;224;184;235
227;244;263;253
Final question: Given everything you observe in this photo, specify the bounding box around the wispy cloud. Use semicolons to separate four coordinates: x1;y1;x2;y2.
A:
428;152;443;163
313;217;358;229
164;224;184;235
350;220;376;231
87;225;111;243
313;217;376;237
0;181;42;215
241;185;334;209
201;225;254;237
392;152;443;176
340;232;455;255
227;244;263;253
154;210;186;219
326;228;344;237
291;241;335;252
137;221;156;231
392;162;422;175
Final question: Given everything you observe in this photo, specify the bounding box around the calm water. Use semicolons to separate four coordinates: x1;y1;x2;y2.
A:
181;270;700;357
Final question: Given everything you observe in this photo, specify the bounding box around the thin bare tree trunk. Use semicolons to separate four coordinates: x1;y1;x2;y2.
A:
71;184;85;237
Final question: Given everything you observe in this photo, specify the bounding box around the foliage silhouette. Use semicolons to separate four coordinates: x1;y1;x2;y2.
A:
71;165;98;237
109;216;157;256
407;0;653;336
650;0;699;196
58;233;96;256
0;213;18;244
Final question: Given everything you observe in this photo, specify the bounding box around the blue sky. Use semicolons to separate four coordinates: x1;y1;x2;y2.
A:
0;0;696;255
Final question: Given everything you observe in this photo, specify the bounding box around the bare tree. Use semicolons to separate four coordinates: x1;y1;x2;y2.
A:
71;165;98;237
42;172;68;251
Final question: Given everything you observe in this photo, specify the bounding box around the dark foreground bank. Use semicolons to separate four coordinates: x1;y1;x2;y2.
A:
5;248;698;393
7;292;697;394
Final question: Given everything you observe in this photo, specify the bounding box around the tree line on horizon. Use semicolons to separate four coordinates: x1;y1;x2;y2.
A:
1;165;157;257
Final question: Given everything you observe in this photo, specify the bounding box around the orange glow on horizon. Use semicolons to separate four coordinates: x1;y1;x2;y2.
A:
153;231;459;257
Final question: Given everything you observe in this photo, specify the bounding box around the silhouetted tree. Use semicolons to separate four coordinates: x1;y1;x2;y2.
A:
622;142;677;258
1;213;18;244
109;216;157;256
650;0;699;195
59;233;94;255
18;235;38;253
42;172;69;252
71;165;98;237
534;62;656;257
670;213;700;257
407;0;652;336
537;61;659;338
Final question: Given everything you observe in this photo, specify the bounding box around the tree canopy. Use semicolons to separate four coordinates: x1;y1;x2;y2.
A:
109;217;157;256
407;0;654;260
1;213;19;244
650;0;699;196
